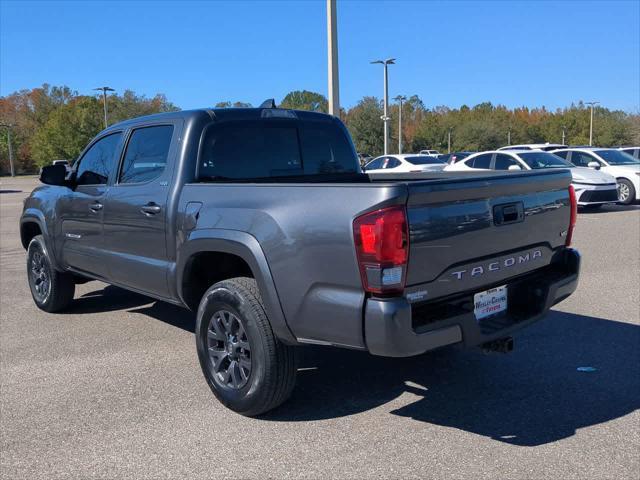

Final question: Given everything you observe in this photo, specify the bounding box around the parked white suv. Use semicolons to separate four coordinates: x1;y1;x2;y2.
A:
418;149;441;157
552;148;640;205
446;150;618;208
498;143;567;152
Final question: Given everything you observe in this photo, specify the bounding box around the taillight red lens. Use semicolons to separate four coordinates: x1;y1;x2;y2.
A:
566;185;577;246
353;206;409;294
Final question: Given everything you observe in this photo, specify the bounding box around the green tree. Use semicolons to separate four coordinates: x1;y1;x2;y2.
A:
345;97;384;156
279;90;328;112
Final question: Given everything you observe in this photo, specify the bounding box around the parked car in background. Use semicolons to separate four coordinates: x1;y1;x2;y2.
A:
552;148;640;204
364;154;447;173
418;149;441;156
498;143;567;152
618;146;640;160
446;150;618;209
438;151;475;164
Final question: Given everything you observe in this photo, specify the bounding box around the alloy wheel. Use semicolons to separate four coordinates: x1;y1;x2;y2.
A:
207;310;252;389
30;250;51;303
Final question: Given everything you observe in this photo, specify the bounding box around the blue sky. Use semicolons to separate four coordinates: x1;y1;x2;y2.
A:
1;0;639;112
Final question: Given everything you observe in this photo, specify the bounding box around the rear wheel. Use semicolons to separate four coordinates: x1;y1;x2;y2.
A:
195;277;297;416
27;235;75;312
617;179;635;205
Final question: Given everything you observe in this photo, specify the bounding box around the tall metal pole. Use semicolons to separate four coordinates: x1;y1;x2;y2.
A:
326;0;340;116
94;86;115;129
561;125;566;145
507;127;511;146
586;101;599;146
1;124;15;177
448;128;452;154
371;59;395;155
394;95;406;154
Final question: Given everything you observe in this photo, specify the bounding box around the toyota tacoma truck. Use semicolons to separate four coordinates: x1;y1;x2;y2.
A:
21;104;580;416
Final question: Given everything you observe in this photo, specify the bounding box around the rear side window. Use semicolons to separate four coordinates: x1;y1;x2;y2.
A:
198;120;357;180
470;153;492;169
365;158;383;170
119;125;174;184
76;133;122;185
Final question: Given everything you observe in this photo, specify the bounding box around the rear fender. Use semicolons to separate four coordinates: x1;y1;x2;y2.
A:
176;229;297;344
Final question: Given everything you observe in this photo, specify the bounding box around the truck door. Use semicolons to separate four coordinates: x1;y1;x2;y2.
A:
59;132;123;278
101;122;180;298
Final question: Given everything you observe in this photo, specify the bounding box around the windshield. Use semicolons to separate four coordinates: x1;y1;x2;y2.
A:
406;156;446;165
596;150;640;166
518;151;573;169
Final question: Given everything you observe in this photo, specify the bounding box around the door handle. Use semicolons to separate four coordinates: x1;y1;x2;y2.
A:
140;203;161;216
89;202;103;212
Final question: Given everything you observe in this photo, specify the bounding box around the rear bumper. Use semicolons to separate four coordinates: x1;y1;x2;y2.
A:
364;248;580;357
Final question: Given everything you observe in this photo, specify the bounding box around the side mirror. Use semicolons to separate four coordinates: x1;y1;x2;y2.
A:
39;164;69;186
508;165;522;171
587;161;601;170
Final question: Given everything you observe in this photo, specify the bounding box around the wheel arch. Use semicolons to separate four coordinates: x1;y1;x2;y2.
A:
177;229;297;344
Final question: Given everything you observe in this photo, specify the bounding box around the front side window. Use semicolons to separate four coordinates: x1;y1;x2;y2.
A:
569;151;597;167
406;156;445;165
494;154;520;170
553;150;570;159
119;125;174;184
76;133;122;185
519;152;573;169
470;153;492;169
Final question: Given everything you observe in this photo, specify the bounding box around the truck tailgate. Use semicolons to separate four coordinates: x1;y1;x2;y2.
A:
402;169;573;301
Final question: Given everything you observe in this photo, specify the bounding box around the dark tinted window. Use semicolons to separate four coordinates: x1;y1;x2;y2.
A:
470;153;492;169
299;123;357;174
119;125;173;184
76;133;122;185
596;149;640;165
199;120;357;180
519;151;572;169
365;158;384;170
384;158;401;168
553;150;569;159
494;154;520;170
569;151;597;167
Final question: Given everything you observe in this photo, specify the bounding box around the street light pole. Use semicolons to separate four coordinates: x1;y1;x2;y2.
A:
585;101;599;146
393;95;406;154
326;0;340;116
561;125;566;145
371;58;395;155
0;123;15;177
94;86;115;129
507;127;511;146
448;127;452;154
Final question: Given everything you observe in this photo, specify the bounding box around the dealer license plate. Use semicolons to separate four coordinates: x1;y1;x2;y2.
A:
473;285;508;321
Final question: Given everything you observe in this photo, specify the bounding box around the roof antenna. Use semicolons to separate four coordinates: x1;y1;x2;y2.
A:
259;98;277;109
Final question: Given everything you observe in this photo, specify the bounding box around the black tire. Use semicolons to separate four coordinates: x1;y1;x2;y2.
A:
195;277;297;416
617;178;636;205
27;235;75;312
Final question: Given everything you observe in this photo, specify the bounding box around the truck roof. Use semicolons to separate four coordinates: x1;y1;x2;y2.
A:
106;107;334;132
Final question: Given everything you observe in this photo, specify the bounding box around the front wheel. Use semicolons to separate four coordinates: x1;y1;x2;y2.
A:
617;179;636;205
195;277;297;416
27;235;75;312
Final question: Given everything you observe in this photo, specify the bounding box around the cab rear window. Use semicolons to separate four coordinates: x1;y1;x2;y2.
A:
198;120;358;180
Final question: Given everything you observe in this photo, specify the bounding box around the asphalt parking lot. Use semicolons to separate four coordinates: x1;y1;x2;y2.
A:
1;176;639;479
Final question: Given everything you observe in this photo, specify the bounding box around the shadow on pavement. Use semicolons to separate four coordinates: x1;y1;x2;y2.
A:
579;203;639;214
70;285;639;447
263;311;639;447
0;189;22;194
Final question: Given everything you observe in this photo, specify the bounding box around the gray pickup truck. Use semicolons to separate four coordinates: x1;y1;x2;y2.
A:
21;105;580;415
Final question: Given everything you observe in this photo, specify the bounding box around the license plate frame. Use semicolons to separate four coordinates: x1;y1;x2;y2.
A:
473;285;508;321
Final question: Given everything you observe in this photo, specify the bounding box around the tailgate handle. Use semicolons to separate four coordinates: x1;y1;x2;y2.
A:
493;202;524;226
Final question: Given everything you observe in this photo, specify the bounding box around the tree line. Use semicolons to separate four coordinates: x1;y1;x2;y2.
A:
1;85;638;174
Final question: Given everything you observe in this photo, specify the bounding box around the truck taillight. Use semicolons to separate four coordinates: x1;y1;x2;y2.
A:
353;206;409;294
566;185;577;246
